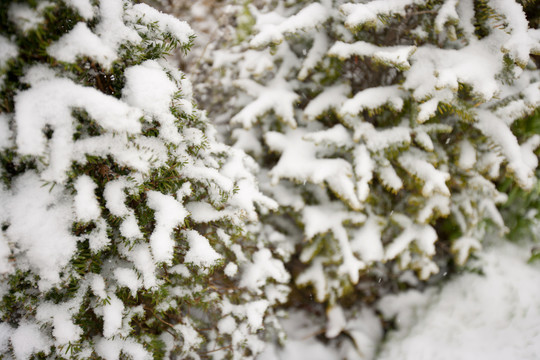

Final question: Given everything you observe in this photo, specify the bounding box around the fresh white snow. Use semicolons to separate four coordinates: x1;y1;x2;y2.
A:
377;241;540;360
259;241;540;360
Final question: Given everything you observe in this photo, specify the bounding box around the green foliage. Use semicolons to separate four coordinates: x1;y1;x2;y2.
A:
0;0;287;359
200;4;540;355
501;109;540;244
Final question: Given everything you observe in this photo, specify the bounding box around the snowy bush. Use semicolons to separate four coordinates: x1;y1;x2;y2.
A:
0;0;289;359
206;0;540;306
499;106;540;245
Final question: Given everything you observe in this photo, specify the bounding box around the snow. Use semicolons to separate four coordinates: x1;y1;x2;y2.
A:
260;308;382;360
220;149;279;221
458;139;476;170
95;338;125;360
20;64;56;85
340;85;406;117
0;231;12;274
417;96;443;124
435;0;459;33
146;191;188;264
260;337;339;360
240;249;290;292
96;0;141;51
0;35;18;69
10;322;51;360
232;78;299;129
0;114;12;150
398;149;450;197
95;338;151;360
329;41;415;69
6;173;76;290
224;262;238;277
51;0;191;70
64;0;94;19
48;22;117;69
88;218;111;252
218;316;237;334
265;128;361;210
175;320;203;354
303;124;354;148
102;295;124;338
176;182;192;201
353;122;411;152
476;109;537;190
452;236;482;265
298;31;329;81
377;161;403;192
250;3;330;47
90;274;107;300
0;323;13;353
341;0;428;28
353;145;374;202
103;179;130;216
496;82;540;123
456;0;476;38
128;244;158;289
266;242;540;360
270;3;329;37
296;259;329;302
74;175;101;222
244;300;270;331
302;203;365;241
169;264;190;277
490;0;532;66
14;77;143;182
3;0;540;358
8;3;48;34
35;302;82;345
128;3;194;45
325;306;346;338
412;130;433;152
378;242;540;360
186;201;234;223
416;194;450;223
350;216;385;263
184;230;222;267
123;61;183;143
120;213;143;240
405;42;503;101
179;164;234;193
384;214;437;262
304;84;350;120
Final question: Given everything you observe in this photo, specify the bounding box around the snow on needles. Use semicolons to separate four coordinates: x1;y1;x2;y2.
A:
48;22;117;69
14;77;143;182
74;175;101;222
183;230;222;267
6;173;76;290
0;0;290;358
0;35;18;69
147;191;188;264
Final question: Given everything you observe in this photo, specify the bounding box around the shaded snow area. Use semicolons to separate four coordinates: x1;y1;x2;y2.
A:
259;241;540;360
377;242;540;360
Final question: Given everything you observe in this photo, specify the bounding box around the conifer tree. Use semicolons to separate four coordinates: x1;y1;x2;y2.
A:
0;0;289;359
205;0;540;308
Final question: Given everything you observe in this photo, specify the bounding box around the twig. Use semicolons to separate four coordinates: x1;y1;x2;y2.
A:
199;344;233;355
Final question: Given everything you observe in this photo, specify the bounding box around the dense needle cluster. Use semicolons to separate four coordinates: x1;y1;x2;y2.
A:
0;1;289;359
0;0;539;359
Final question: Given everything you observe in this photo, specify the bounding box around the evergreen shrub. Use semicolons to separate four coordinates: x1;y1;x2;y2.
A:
205;0;540;308
0;0;289;359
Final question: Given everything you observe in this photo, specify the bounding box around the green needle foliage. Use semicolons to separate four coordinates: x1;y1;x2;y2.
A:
199;0;540;354
0;1;289;359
